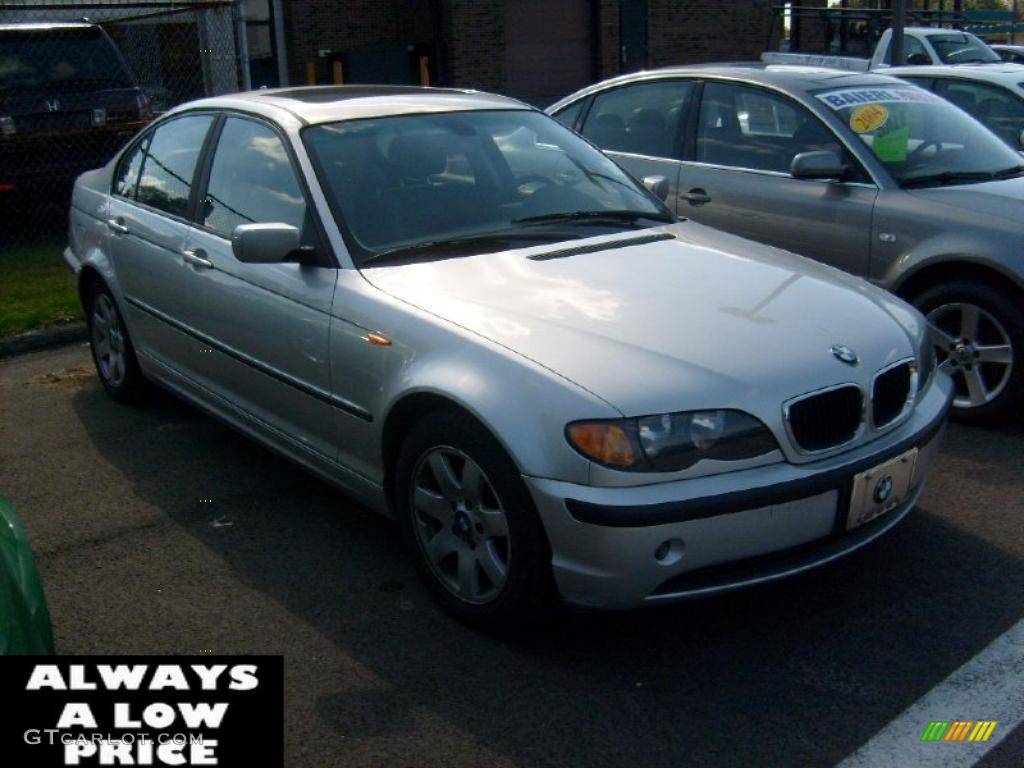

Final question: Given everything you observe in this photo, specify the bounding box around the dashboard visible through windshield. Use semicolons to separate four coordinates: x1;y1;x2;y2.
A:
303;109;672;264
815;85;1024;186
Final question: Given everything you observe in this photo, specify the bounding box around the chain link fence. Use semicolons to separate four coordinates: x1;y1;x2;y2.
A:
0;0;245;252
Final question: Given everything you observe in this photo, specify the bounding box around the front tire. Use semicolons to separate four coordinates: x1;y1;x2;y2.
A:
395;410;554;630
914;280;1023;424
86;281;147;403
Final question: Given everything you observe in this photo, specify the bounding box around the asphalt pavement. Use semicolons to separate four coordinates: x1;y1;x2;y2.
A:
1;342;1022;768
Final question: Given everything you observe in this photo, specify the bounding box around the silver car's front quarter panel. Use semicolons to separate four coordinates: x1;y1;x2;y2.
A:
527;372;952;609
327;268;616;491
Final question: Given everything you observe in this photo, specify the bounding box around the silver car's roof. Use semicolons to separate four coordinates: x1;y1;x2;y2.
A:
166;85;531;126
548;65;913;110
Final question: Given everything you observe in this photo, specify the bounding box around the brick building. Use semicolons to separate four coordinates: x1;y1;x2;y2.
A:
250;0;779;106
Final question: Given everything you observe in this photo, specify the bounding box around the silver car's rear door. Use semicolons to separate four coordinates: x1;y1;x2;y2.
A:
106;113;214;369
677;81;877;277
179;115;339;460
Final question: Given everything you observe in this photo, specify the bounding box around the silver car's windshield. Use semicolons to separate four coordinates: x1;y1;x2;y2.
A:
304;109;671;264
928;33;1001;64
815;85;1024;186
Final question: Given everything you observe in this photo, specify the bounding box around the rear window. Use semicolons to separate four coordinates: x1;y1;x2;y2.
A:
0;26;133;93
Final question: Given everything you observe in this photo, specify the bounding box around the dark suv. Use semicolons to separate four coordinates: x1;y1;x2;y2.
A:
0;21;151;203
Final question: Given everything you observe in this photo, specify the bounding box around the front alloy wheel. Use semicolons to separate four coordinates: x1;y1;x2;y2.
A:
928;302;1012;410
916;280;1023;424
410;447;510;605
396;410;553;630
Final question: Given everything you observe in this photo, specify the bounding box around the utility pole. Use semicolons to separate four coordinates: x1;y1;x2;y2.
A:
891;0;907;65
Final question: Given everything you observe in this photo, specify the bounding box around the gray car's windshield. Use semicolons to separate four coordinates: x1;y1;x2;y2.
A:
928;33;1001;64
815;85;1023;186
304;110;671;264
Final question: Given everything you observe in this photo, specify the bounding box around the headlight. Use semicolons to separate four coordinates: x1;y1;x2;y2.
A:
566;409;777;472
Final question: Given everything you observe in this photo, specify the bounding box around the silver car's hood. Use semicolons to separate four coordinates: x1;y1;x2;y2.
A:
363;222;919;416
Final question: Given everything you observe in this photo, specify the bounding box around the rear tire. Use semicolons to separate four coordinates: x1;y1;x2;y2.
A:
395;410;554;630
86;281;147;404
913;280;1023;425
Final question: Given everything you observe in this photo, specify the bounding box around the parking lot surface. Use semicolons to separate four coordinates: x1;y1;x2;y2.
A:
2;343;1022;768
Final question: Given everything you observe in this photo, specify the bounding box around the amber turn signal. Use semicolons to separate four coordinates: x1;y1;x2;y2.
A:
566;422;638;468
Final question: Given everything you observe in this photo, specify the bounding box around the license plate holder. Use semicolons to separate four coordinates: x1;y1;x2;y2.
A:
846;448;918;532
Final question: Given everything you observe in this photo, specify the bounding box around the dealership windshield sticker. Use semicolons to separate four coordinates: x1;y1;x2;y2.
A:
1;657;283;767
816;87;944;110
850;103;889;134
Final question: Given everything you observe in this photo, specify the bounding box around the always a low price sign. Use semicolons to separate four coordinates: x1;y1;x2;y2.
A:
0;657;283;766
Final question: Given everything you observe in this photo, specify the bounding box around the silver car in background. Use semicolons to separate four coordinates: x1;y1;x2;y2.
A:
549;65;1024;423
66;86;951;628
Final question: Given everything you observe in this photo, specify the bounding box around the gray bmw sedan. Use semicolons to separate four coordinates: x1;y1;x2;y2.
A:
66;86;952;628
549;66;1024;423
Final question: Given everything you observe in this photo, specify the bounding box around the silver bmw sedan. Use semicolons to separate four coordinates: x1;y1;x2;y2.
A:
65;86;953;629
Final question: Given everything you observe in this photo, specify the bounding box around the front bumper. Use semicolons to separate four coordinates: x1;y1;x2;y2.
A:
525;374;953;609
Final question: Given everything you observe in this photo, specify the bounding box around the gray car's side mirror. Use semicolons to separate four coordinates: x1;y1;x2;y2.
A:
642;174;669;201
231;223;302;264
1018;128;1024;150
790;150;847;181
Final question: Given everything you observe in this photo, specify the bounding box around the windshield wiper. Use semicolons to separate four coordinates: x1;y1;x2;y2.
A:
362;230;580;265
992;164;1024;179
901;170;1001;188
512;209;674;225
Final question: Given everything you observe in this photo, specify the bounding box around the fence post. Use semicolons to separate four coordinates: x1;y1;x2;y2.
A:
235;0;252;91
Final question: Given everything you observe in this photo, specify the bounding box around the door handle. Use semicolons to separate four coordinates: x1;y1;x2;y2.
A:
106;218;129;235
681;188;711;206
182;248;213;269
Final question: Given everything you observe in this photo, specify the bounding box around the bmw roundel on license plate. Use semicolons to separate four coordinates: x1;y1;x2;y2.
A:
846;448;918;531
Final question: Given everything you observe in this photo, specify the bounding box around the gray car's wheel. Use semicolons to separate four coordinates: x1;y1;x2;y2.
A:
915;280;1023;424
395;410;553;630
86;282;147;403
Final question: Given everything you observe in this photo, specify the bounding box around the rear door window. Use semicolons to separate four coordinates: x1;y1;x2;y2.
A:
580;80;692;158
133;114;213;218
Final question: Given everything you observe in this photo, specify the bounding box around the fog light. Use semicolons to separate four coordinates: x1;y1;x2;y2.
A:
654;538;685;565
91;107;107;127
0;116;15;136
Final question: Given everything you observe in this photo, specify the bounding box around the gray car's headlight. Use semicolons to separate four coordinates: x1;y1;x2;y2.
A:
566;410;777;472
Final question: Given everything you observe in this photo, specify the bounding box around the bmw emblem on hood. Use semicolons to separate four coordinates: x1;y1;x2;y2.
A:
831;344;859;366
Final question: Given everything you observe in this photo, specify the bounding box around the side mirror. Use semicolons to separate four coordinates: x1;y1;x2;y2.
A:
906;52;930;65
1018;128;1024;150
790;150;847;181
642;174;669;201
231;223;303;264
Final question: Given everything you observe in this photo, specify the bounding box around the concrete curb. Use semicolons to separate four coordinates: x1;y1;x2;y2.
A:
0;323;88;360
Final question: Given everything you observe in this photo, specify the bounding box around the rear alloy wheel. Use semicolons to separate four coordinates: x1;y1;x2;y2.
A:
916;281;1023;424
396;411;553;630
87;282;147;403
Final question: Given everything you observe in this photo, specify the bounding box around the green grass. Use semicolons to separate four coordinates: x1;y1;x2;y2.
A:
0;240;82;338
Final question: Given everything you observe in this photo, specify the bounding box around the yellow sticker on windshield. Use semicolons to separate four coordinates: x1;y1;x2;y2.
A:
850;104;889;134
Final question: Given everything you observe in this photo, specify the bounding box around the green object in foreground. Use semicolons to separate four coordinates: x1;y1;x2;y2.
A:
0;494;55;654
0;241;82;338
